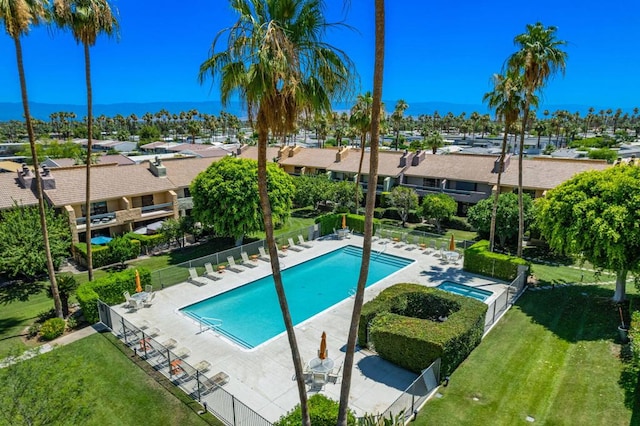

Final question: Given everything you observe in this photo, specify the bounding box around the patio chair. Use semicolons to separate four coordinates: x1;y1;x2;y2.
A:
174;347;191;359
297;234;313;248
204;262;222;280
145;284;153;293
258;246;273;261
143;292;156;308
310;372;326;391
161;338;177;349
327;363;342;384
188;267;209;286
196;371;230;395
240;251;258;268
226;256;245;273
194;360;211;373
287;238;304;252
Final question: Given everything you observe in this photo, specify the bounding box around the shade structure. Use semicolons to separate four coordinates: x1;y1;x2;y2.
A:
147;221;165;234
135;269;142;293
342;215;346;229
90;236;112;245
449;234;456;251
319;331;327;360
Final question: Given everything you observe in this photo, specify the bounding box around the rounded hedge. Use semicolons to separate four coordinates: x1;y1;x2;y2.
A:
40;318;66;341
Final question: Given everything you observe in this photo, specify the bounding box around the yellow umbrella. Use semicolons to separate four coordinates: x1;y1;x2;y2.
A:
449;234;456;251
319;331;327;360
342;215;347;229
135;269;142;293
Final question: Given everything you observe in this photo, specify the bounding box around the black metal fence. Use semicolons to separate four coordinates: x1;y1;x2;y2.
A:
98;301;272;426
484;267;528;334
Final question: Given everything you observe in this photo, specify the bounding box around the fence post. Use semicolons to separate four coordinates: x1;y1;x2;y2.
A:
232;395;237;425
196;370;201;402
121;317;127;344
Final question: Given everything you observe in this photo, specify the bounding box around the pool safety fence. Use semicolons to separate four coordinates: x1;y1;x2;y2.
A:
375;358;441;424
374;224;475;251
149;224;317;289
97;300;272;426
483;267;528;334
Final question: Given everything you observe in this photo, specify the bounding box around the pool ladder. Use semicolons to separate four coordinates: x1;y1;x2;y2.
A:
198;317;223;334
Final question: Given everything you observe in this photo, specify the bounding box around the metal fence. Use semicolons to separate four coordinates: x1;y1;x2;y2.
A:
149;225;318;289
376;359;441;423
374;224;475;251
97;301;272;426
483;267;528;334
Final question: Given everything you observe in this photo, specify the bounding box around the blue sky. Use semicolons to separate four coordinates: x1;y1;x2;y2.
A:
1;0;639;111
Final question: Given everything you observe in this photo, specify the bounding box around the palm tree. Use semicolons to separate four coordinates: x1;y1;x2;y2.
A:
199;1;355;423
350;92;373;212
2;0;64;319
54;0;119;281
507;22;567;257
391;99;408;150
337;1;384;423
483;71;525;252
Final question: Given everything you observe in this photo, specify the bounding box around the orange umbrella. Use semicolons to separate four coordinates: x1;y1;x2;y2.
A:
449;234;456;251
319;331;327;360
135;269;142;293
342;215;347;229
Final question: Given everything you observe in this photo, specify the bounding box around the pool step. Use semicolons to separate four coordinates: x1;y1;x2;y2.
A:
342;246;413;268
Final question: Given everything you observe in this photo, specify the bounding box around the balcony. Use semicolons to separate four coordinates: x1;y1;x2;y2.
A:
74;202;174;231
140;202;174;219
76;212;117;231
401;184;489;204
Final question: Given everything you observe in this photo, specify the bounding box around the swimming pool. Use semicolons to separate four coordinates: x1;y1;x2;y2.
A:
437;281;493;302
181;246;413;349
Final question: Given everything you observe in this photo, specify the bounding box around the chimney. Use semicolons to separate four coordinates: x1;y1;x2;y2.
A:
40;166;56;190
17;163;33;188
399;150;410;167
149;157;167;177
289;145;301;157
493;154;511;173
411;150;426;166
335;146;349;162
278;146;290;159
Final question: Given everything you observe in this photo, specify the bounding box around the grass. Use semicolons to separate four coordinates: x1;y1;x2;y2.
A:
416;283;635;425
0;291;53;356
1;332;220;425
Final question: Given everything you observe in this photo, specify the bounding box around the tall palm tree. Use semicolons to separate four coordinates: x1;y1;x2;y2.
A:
54;0;119;281
199;1;355;423
350;92;373;212
507;22;567;257
391;99;408;150
337;0;384;423
483;71;525;252
2;0;64;319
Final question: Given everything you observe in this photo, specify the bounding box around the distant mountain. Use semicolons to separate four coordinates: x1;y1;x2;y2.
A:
0;100;622;122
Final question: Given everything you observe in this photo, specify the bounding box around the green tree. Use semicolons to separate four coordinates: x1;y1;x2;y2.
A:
483;70;526;251
0;205;71;303
426;131;444;154
199;2;355;420
536;166;640;302
467;192;534;248
332;180;363;213
507;22;567;257
349;92;374;213
391;99;408;151
159;218;185;248
587;148;617;163
292;175;334;210
54;0;119;282
388;186;418;227
107;236;135;268
191;157;295;243
2;0;64;318
0;348;91;425
138;124;161;142
419;193;457;232
47;274;79;318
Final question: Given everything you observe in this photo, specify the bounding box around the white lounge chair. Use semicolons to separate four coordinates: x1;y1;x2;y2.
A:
188;267;209;286
195;371;229;394
258;246;271;261
297;235;313;248
240;252;258;268
174;347;191;359
204;262;222;280
226;256;245;273
194;360;211;373
287;238;304;252
146;327;160;337
161;338;177;349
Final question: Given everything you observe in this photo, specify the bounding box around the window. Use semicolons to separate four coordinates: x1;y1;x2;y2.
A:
422;178;437;188
81;201;107;216
141;195;154;207
455;181;477;192
183;187;191;198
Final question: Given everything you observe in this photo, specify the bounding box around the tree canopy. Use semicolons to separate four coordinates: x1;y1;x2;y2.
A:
388;186;418;227
190;157;295;241
536;166;640;302
467;192;534;248
419;193;457;232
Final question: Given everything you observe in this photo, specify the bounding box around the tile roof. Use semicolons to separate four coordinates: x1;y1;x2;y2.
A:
161;157;223;188
237;146;282;162
0;160;22;173
0;173;38;209
277;147;337;169
499;157;610;190
404;154;498;183
328;149;407;177
43;163;177;206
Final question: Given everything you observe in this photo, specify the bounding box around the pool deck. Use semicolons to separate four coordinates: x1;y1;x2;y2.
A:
113;234;506;422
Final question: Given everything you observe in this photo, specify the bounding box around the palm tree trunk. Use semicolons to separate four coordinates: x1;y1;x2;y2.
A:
256;114;310;426
355;133;366;213
14;36;63;319
84;43;94;281
337;0;384;423
517;104;529;257
489;124;509;252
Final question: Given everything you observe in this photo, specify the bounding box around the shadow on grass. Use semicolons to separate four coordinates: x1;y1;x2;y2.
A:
0;317;25;341
164;238;235;266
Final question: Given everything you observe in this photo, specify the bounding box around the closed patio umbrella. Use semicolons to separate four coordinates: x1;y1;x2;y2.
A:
319;331;327;360
135;269;142;293
342;215;346;230
449;234;456;251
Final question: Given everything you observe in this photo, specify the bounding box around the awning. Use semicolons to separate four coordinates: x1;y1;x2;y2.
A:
147;221;165;234
90;236;112;245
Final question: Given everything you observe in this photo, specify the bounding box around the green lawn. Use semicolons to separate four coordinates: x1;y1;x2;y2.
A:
0;291;58;356
416;284;635;425
0;332;219;425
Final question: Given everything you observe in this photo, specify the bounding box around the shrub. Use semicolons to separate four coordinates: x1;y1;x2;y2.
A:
379;191;392;208
40;318;66;341
274;394;356;426
314;213;379;236
463;240;529;281
360;283;486;377
442;215;474;232
27;324;41;339
374;207;385;219
74;239;141;268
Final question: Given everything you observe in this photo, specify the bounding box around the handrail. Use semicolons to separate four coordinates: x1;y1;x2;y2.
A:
198;316;222;334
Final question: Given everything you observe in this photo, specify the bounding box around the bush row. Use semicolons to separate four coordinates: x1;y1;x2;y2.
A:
76;268;151;323
314;213;379;236
361;283;487;377
463;240;529;281
73;239;141;268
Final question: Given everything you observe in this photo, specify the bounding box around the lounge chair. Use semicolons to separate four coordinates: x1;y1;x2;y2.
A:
226;256;245;273
161;338;177;349
188;267;209;286
258;246;271;261
204;262;222;280
240;252;258;268
195;371;230;394
297;235;313;248
124;291;139;310
146;327;160;337
194;360;211;373
174;347;191;359
143;292;156;308
287;238;304;252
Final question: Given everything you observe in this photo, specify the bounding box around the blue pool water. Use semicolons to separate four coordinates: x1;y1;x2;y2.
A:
181;246;413;349
437;281;493;302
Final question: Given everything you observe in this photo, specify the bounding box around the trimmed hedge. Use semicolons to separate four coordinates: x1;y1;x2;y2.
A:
314;213;379;236
463;240;529;281
76;268;151;323
274;394;356;426
360;283;487;376
125;232;166;250
74;239;141;268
